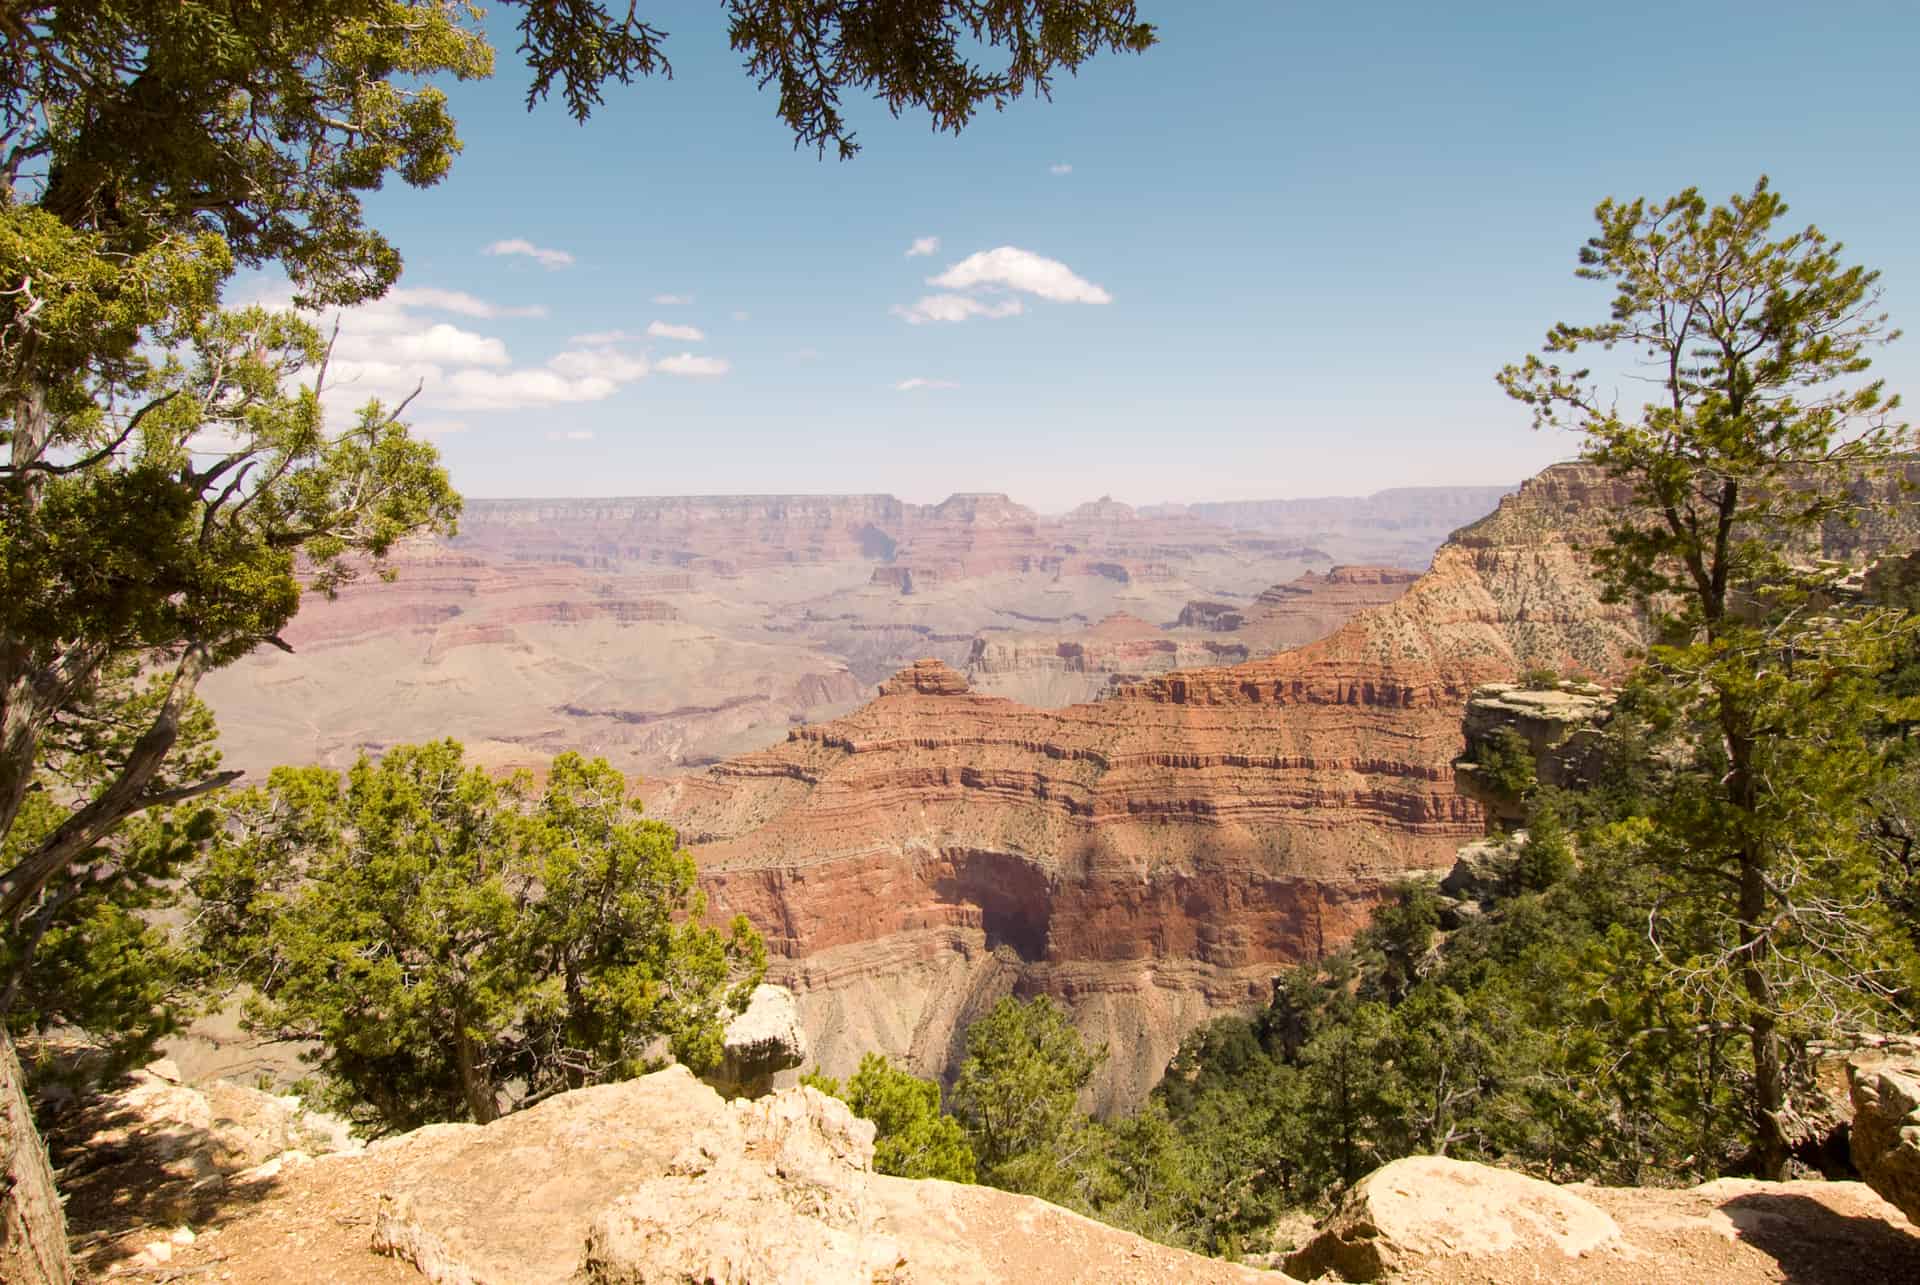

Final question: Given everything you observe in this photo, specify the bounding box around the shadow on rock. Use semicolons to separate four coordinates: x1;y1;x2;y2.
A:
1717;1191;1920;1284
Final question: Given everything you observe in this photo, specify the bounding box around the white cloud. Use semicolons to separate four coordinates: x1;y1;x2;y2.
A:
906;236;940;257
895;377;959;392
383;323;509;367
1049;162;1073;176
545;430;595;442
928;246;1110;304
647;320;706;342
657;353;729;378
416;421;471;437
548;347;650;381
442;369;619;411
485;238;576;269
387;287;547;319
652;293;693;305
250;284;668;415
890;294;1025;325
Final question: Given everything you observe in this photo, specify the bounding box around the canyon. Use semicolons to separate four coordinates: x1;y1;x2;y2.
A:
653;461;1920;1110
201;486;1498;779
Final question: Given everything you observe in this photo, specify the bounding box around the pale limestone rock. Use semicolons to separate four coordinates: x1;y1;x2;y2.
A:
707;983;810;1099
577;1083;907;1283
1286;1155;1623;1282
368;1065;1284;1285
81;1063;358;1183
1439;834;1517;902
1849;1051;1920;1225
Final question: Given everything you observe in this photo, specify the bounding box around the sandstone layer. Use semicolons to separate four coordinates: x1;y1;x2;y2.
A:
660;462;1920;1110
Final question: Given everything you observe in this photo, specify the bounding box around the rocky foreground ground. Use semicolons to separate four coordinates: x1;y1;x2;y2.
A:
49;1045;1920;1284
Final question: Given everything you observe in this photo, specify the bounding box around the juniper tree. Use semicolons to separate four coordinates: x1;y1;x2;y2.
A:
1499;177;1917;1177
194;743;764;1131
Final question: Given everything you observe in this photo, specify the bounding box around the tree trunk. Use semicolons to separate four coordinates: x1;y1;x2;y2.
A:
1739;854;1791;1179
0;1025;71;1285
1725;703;1791;1179
453;1027;499;1125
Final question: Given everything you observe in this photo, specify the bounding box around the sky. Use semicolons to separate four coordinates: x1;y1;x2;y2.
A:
269;0;1920;511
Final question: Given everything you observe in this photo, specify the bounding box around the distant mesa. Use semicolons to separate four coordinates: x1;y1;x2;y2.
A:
876;658;971;697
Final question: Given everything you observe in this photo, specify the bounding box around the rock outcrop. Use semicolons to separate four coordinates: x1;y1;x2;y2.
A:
102;1067;1280;1284
1281;1155;1920;1284
1849;1049;1920;1225
707;984;811;1098
72;1060;358;1184
1455;681;1615;823
1285;1156;1623;1281
60;1065;1920;1284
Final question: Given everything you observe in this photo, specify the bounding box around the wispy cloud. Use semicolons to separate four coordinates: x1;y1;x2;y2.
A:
890;294;1025;325
906;236;940;257
484;238;576;269
929;246;1110;303
647;320;706;342
548;347;649;381
416;421;472;437
569;329;646;345
1049;162;1073;176
652;293;693;306
895;377;959;392
657;353;729;377
545;430;595;442
731;310;750;322
387;287;547;320
443;369;624;411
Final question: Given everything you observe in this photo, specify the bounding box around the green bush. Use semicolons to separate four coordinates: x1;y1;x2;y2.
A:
804;1054;975;1182
1473;726;1537;798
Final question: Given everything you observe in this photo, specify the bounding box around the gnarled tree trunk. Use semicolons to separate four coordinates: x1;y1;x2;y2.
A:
1;1025;70;1284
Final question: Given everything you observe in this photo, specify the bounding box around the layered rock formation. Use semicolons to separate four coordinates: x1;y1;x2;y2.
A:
205;486;1490;779
1153;485;1517;567
660;462;1920;1110
1172;567;1423;656
966;612;1248;706
967;570;1421;709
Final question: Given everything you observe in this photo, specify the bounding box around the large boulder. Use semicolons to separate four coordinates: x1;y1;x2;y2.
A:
577;1082;907;1282
1284;1156;1622;1282
706;983;811;1099
369;1066;1282;1285
1849;1049;1920;1224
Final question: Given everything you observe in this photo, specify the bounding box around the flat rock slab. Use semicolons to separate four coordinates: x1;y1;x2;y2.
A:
91;1066;1287;1284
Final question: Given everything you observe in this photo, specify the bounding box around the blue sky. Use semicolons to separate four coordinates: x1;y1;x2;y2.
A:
287;0;1920;510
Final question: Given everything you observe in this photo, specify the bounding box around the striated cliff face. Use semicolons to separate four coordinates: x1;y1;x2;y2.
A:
653;467;1648;1109
660;461;1920;1112
206;485;1506;779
